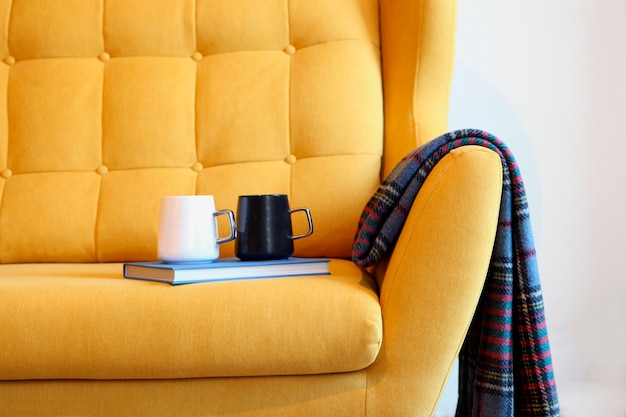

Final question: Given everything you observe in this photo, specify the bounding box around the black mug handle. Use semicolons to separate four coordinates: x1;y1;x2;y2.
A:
289;207;313;240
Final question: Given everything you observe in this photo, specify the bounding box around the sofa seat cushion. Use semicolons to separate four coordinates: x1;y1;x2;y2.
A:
0;259;382;380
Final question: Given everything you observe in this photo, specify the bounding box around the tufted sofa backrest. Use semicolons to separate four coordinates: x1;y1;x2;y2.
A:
0;0;386;263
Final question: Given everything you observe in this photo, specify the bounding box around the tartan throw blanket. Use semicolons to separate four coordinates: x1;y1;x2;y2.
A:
352;129;560;417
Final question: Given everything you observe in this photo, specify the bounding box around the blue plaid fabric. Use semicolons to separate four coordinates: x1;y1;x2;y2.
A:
353;129;560;417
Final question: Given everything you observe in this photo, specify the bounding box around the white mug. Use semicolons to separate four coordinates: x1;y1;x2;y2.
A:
157;195;236;263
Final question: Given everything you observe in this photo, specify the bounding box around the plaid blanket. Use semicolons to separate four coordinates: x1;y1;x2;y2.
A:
353;129;560;416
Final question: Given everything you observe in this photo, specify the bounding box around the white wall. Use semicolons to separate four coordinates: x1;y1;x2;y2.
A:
436;1;626;416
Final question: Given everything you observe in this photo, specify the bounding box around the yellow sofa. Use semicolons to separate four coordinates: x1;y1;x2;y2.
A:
0;1;503;416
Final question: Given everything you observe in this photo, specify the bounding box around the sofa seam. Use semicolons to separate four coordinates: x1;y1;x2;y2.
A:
0;0;12;264
95;38;106;262
191;0;200;196
5;0;14;52
0;177;5;263
193;0;198;171
411;0;426;147
364;365;370;417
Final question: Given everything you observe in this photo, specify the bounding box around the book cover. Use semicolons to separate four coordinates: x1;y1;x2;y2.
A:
123;257;330;285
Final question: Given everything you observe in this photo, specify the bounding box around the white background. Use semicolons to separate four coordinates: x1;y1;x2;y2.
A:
436;1;626;416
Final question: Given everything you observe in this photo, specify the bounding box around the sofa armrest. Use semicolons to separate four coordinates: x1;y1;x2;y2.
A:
365;145;503;417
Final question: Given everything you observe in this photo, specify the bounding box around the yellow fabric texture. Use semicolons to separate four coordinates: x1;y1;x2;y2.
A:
0;0;383;263
366;146;503;416
0;149;504;417
0;260;382;380
0;373;369;417
0;0;508;416
380;0;458;176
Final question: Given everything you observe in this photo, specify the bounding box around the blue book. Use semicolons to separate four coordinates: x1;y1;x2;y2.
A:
123;257;330;285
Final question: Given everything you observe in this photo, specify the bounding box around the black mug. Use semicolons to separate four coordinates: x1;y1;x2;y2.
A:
235;194;313;261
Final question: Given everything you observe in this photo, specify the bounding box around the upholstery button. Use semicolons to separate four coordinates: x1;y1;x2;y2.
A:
285;154;297;165
3;56;15;65
96;165;108;175
192;162;204;172
98;52;110;62
192;52;203;62
284;45;296;55
1;169;12;179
